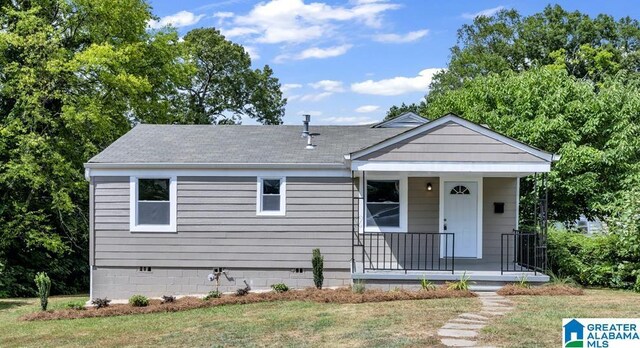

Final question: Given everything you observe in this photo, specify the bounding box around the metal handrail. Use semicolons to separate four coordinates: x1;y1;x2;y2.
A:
361;232;455;274
501;230;547;275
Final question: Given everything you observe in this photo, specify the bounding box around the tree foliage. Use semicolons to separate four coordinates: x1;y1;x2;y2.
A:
429;4;640;97
0;0;286;296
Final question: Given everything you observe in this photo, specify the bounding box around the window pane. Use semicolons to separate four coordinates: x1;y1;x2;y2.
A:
366;203;400;227
139;179;170;201
367;180;399;203
263;179;281;195
138;201;170;225
262;195;280;211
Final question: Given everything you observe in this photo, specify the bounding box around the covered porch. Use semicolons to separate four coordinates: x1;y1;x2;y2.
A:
346;114;555;284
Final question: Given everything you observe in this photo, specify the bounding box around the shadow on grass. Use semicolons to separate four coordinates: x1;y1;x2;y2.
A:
0;300;30;311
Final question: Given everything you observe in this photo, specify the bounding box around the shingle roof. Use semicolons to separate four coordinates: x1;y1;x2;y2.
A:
87;124;406;165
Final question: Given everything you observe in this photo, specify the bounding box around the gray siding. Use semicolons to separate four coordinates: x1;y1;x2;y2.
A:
93;176;353;270
359;122;546;163
482;177;517;262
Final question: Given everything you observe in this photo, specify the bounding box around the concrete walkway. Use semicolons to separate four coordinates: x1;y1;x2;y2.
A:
438;292;514;347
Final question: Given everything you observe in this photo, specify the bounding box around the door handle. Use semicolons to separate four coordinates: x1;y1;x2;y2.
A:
443;218;447;231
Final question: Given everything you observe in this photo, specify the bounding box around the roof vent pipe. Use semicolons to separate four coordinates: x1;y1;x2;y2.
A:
302;114;310;137
306;134;317;150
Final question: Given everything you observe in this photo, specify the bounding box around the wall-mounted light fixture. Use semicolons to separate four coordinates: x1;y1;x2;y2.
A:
426;182;433;191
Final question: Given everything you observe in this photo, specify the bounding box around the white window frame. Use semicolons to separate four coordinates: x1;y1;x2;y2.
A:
362;174;408;233
130;176;177;233
256;177;286;216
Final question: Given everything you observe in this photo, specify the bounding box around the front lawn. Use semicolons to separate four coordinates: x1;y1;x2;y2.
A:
479;289;640;347
0;295;477;347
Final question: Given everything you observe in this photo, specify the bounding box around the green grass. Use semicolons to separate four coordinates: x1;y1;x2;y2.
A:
0;295;477;347
479;289;640;348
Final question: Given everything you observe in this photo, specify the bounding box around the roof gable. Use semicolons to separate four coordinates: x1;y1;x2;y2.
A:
351;113;556;162
372;112;428;128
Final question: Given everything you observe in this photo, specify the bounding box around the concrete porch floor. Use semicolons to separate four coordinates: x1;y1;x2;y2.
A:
352;258;549;283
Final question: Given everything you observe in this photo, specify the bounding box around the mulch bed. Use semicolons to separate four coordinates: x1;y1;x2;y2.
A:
497;284;584;296
21;287;475;321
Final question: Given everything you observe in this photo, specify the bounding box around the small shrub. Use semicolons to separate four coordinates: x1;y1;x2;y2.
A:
516;274;531;288
547;271;579;287
203;290;222;300
65;301;86;310
34;272;51;311
91;298;111;309
129;295;149;307
271;283;289;293
236;281;251;296
161;295;176;304
312;248;324;289
352;280;365;294
447;272;471;291
420;277;436;291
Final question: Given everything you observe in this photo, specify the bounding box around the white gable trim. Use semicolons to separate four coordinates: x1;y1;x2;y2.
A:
372;112;428;128
351;161;551;173
351;114;556;162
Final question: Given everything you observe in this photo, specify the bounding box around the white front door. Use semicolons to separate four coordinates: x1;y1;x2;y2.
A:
443;181;478;258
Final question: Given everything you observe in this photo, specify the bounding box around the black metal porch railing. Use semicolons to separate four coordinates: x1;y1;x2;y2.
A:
500;230;547;275
361;232;455;273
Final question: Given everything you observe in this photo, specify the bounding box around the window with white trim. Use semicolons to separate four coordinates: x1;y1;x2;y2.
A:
130;176;177;232
257;177;286;215
366;180;400;228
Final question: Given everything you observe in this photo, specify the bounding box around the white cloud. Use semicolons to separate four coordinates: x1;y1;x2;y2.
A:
461;6;505;19
244;46;260;60
222;0;400;44
351;68;443;96
355;105;380;113
309;80;345;92
319;116;377;125
221;27;260;38
281;83;303;93
373;29;429;43
148;11;205;29
299;92;333;102
213;12;234;19
276;44;352;62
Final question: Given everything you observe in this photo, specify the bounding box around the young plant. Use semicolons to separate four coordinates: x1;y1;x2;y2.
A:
548;271;578;287
91;298;111;309
203;290;222;300
129;294;149;307
34;272;51;311
352;279;365;294
161;295;176;304
66;301;86;310
447;272;471;291
312;248;324;289
420;276;436;291
516;274;531;288
271;283;289;293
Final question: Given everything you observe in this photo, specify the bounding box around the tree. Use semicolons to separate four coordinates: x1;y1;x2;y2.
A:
175;28;285;125
429;5;640;98
0;1;287;296
421;67;640;222
384;102;421;121
0;0;183;296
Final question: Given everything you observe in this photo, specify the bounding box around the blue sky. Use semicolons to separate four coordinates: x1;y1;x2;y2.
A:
148;0;640;125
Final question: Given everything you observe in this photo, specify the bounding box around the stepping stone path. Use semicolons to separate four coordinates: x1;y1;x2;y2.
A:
438;292;514;347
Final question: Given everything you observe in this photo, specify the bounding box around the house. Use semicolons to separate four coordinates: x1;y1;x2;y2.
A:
85;113;556;299
563;319;585;344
